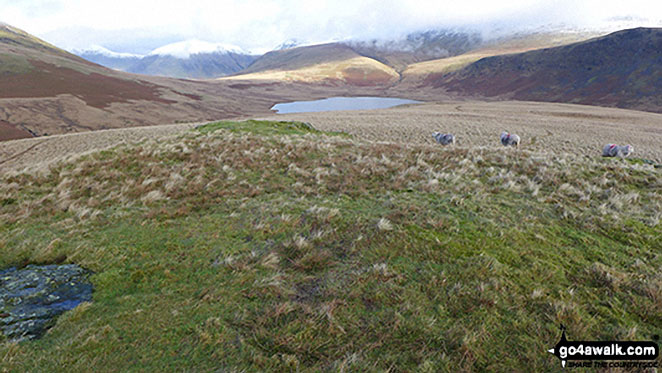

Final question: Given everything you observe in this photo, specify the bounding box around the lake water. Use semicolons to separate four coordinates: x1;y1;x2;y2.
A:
271;97;421;114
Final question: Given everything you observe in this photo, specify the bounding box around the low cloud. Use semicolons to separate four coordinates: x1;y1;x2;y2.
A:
2;0;661;53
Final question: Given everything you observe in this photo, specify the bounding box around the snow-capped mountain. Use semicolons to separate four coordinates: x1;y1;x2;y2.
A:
74;40;257;79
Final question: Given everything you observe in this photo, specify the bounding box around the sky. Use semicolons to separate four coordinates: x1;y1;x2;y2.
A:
2;0;662;54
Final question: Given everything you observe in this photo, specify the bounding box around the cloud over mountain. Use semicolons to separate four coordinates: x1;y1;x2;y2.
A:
3;0;661;54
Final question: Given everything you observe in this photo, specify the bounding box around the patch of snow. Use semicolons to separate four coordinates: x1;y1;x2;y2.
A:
148;39;245;58
74;45;144;58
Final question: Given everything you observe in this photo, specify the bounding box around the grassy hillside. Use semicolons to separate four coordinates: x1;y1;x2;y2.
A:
239;43;361;74
0;121;660;371
226;43;400;86
223;56;399;86
0;24;74;59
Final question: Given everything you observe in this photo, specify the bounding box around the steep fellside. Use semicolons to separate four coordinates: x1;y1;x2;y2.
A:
424;28;662;113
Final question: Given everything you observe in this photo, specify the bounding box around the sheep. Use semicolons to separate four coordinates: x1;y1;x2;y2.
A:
433;132;455;145
500;132;521;147
602;144;634;158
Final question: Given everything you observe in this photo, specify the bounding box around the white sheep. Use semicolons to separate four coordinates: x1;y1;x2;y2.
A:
602;144;634;158
433;132;455;145
500;132;521;147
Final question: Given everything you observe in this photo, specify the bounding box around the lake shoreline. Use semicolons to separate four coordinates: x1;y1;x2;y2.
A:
271;96;422;114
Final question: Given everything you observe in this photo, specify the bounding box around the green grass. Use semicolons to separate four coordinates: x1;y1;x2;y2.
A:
0;121;660;371
0;53;32;75
0;25;65;52
196;119;348;138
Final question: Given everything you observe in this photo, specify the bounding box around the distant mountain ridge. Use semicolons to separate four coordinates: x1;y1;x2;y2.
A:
424;27;662;113
76;40;257;79
75;30;491;79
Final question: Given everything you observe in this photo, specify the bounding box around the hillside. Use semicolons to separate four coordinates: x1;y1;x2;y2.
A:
348;29;484;71
0;120;660;371
226;43;400;86
239;43;361;74
398;31;601;87
423;28;662;113
0;24;373;141
228;31;608;89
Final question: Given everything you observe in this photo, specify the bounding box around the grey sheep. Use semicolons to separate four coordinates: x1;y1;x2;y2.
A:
433;132;455;145
602;144;633;157
500;132;521;147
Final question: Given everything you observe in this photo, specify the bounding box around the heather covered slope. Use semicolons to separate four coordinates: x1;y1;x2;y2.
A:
0;121;660;371
0;24;181;112
423;28;662;113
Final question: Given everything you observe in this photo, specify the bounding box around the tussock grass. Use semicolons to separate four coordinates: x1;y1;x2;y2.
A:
0;120;660;371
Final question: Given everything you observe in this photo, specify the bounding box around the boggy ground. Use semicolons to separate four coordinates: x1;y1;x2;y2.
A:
0;120;660;371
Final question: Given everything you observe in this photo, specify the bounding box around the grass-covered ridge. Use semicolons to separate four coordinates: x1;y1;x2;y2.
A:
197;119;321;136
0;120;660;371
197;119;350;138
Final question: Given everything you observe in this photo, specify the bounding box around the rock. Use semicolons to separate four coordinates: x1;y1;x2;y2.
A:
0;264;93;341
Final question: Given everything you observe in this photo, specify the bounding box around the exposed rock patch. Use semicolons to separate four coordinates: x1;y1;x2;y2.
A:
0;264;92;341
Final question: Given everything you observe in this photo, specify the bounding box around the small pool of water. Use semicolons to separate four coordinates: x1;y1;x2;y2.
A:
271;97;421;114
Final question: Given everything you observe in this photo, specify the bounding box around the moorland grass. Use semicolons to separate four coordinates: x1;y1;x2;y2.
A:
0;120;660;372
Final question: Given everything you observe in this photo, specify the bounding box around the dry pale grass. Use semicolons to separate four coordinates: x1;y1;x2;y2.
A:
220;56;399;84
2;100;661;178
1;122;659;230
0;122;202;174
258;100;662;163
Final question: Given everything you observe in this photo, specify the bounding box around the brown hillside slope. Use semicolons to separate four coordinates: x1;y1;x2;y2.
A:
422;28;662;113
398;31;601;86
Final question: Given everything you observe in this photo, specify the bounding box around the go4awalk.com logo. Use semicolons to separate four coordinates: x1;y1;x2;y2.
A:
548;325;659;369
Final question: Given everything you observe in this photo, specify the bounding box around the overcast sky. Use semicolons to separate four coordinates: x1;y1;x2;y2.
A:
2;0;661;54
